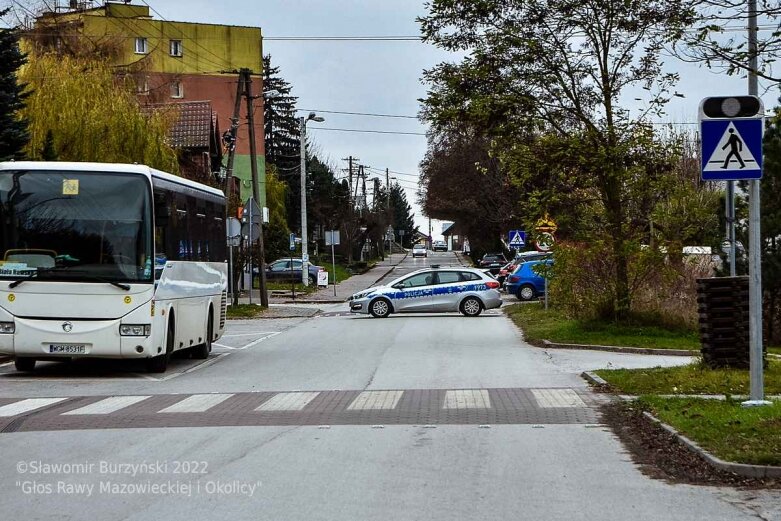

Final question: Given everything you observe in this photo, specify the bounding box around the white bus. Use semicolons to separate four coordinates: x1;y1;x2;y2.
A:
0;162;228;373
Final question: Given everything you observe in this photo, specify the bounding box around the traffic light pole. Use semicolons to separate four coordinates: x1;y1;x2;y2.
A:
744;0;769;406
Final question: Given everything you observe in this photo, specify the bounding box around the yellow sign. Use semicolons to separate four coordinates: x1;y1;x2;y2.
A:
63;179;79;195
8;294;15;302
124;296;132;304
535;213;558;233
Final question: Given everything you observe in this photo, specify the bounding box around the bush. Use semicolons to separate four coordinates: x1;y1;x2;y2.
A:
549;240;708;329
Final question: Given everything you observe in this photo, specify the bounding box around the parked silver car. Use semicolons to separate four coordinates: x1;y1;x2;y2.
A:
349;266;502;318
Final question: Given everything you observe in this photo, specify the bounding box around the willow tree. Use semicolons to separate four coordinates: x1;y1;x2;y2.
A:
19;51;178;172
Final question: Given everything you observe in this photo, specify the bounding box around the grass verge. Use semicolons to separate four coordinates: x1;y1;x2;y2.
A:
595;361;781;395
226;304;267;319
637;396;781;466
505;303;699;351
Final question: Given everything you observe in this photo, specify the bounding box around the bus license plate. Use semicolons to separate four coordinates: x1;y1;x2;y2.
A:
49;344;86;354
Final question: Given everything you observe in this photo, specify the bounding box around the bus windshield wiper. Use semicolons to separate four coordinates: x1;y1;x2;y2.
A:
8;267;131;291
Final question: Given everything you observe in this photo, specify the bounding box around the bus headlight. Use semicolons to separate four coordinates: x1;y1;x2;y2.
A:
0;322;14;334
119;324;151;337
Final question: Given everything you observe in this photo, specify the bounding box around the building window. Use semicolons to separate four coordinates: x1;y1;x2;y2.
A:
170;80;183;99
169;39;182;57
137;76;149;96
134;37;148;54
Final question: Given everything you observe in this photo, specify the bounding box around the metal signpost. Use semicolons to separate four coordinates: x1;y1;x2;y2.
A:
325;230;340;296
289;233;296;300
241;198;262;305
699;95;768;407
226;217;241;302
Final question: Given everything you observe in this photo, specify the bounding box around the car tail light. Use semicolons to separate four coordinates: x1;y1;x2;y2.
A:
486;281;500;289
508;275;520;283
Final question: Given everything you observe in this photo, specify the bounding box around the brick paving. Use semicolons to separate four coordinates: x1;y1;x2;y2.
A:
0;387;607;433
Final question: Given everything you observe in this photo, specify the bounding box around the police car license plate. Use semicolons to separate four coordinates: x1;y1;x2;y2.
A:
49;344;86;354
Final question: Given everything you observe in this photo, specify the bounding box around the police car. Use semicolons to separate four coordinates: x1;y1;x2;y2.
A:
349;265;502;318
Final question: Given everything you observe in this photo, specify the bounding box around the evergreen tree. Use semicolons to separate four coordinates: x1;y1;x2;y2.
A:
389;183;417;247
0;19;30;161
263;54;302;226
761;102;781;342
40;130;57;160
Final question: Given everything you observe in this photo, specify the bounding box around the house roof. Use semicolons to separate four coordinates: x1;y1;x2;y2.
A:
167;101;214;149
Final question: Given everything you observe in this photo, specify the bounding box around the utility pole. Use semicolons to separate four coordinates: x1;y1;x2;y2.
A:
224;71;245;306
243;68;268;307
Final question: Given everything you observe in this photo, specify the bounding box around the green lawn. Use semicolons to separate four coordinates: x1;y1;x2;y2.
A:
226;304;267;319
596;361;781;395
505;303;699;351
638;396;781;466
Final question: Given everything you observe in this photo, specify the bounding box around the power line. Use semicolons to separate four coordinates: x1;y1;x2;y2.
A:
265;36;422;41
309;127;426;136
297;108;417;119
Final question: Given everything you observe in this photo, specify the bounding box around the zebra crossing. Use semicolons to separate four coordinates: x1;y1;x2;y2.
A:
0;388;595;419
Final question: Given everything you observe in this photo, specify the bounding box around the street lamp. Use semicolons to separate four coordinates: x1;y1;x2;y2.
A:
300;112;324;286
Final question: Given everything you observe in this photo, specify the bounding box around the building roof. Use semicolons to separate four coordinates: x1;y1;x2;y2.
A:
166;101;214;149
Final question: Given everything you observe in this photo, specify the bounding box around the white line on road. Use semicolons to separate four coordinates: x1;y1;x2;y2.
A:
214;332;281;350
158;394;234;413
256;392;320;411
443;390;491;409
62;396;151;415
221;332;280;338
0;398;67;417
347;390;404;410
531;389;587;408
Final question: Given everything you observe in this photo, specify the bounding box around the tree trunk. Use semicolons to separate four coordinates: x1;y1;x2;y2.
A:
603;167;631;322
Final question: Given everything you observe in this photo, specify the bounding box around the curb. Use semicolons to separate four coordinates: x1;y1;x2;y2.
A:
543;339;697;357
642;411;781;479
282;299;343;305
581;371;610;386
372;253;409;286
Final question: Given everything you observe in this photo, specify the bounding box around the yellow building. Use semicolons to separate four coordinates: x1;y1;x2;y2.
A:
35;1;266;204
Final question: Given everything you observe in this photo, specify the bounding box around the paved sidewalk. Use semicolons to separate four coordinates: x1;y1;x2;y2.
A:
236;252;408;305
298;252;409;302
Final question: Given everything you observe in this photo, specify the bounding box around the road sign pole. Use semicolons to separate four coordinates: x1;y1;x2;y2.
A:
248;203;253;305
332;242;337;297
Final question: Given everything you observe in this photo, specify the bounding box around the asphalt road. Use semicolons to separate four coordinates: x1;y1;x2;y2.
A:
1;251;777;520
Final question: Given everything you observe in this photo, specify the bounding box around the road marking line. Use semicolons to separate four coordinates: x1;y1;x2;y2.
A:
62;395;151;415
256;392;320;411
347;390;403;410
531;389;587;408
158;394;234;413
221;332;280;338
443;390;491;409
216;332;282;351
0;398;67;417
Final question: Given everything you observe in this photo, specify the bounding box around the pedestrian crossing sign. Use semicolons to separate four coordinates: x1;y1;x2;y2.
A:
700;119;763;181
508;230;526;248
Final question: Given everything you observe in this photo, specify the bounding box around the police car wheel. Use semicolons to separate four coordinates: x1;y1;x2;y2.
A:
369;298;392;318
518;285;536;301
460;297;482;317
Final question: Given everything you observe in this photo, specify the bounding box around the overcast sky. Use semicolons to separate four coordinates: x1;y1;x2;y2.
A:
10;1;781;237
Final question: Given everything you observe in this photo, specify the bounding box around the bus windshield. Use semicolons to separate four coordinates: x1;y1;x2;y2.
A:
0;170;153;283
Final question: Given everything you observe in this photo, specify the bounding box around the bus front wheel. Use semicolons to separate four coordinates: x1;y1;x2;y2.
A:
148;316;175;373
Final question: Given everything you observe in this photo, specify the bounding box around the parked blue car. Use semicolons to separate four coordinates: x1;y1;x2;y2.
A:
505;258;552;301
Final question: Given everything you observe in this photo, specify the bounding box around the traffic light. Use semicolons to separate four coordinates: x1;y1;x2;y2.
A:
701;96;762;119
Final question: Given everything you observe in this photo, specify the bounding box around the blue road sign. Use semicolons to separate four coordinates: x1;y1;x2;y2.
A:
289;233;296;251
508;230;526;248
700;119;763;181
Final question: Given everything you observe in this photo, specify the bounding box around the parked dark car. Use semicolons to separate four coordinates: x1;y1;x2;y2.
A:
256;258;325;285
478;253;508;274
